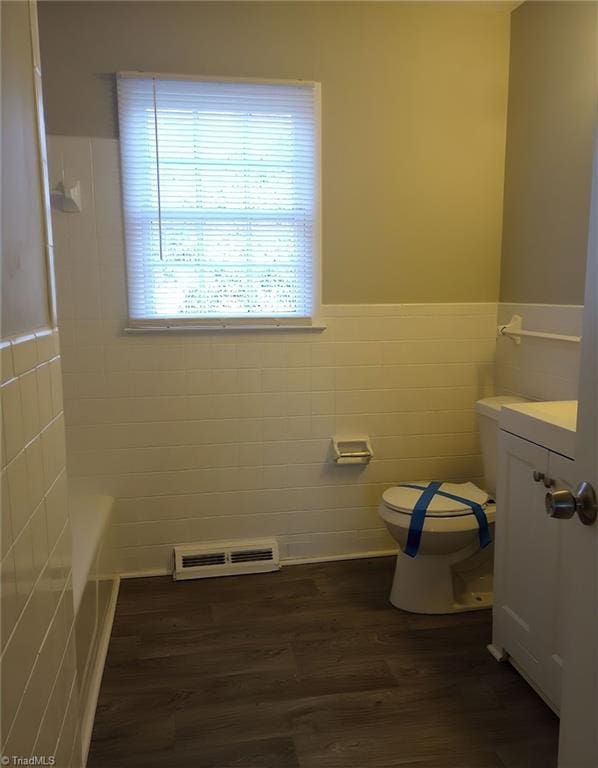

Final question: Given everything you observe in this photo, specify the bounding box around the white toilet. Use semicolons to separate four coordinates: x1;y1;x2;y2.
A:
379;395;527;614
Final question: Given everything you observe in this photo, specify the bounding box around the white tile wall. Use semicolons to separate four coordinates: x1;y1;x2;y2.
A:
495;303;583;402
48;135;499;575
0;329;82;765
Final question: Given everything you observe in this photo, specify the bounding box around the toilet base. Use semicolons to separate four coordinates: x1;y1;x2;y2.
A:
389;544;494;614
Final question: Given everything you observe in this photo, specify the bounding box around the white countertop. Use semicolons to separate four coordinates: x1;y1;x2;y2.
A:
499;400;578;459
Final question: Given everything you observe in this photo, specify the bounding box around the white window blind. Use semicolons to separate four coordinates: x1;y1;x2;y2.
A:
116;73;319;327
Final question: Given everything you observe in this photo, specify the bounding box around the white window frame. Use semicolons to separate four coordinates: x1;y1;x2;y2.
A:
117;72;323;333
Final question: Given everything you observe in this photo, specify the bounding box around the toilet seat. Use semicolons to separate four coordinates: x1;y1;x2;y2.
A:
382;481;490;518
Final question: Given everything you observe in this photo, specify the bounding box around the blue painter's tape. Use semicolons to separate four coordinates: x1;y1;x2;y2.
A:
404;482;442;558
429;487;492;550
399;482;492;558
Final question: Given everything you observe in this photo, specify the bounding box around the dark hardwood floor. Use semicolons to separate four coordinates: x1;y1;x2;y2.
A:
88;557;558;768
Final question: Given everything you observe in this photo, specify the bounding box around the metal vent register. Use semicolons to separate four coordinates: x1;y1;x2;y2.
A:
174;539;280;580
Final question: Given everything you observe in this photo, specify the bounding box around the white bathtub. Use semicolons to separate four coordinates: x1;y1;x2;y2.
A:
69;492;114;613
68;492;118;766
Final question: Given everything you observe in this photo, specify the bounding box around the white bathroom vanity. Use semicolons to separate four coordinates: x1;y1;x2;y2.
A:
490;400;578;714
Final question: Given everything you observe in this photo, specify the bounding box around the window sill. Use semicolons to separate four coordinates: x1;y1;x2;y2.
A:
124;322;327;334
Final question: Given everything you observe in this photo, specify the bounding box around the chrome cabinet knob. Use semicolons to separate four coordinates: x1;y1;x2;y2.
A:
545;482;598;526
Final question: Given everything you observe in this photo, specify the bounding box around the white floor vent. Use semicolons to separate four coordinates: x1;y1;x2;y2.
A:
173;539;280;580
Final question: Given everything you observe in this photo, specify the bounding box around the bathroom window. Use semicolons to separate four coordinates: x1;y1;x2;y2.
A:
116;73;320;329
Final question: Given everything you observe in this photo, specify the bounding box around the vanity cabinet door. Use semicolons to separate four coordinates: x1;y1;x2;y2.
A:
542;450;575;708
494;431;550;688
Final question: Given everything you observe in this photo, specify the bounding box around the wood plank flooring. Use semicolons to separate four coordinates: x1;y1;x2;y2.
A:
88;557;558;768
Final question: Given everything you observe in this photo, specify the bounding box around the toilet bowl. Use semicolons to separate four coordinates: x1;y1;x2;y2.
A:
378;395;527;614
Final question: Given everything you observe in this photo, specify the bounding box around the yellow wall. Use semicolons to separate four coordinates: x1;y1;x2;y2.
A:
38;1;512;304
1;0;51;337
500;1;598;305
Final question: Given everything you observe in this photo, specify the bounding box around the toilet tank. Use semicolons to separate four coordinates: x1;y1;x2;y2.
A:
476;396;529;497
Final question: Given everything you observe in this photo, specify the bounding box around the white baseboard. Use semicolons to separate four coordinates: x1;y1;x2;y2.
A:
81;577;120;767
282;548;398;566
119;548;398;580
119;567;172;579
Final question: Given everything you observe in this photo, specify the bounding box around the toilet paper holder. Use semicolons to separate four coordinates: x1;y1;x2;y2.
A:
332;438;373;465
